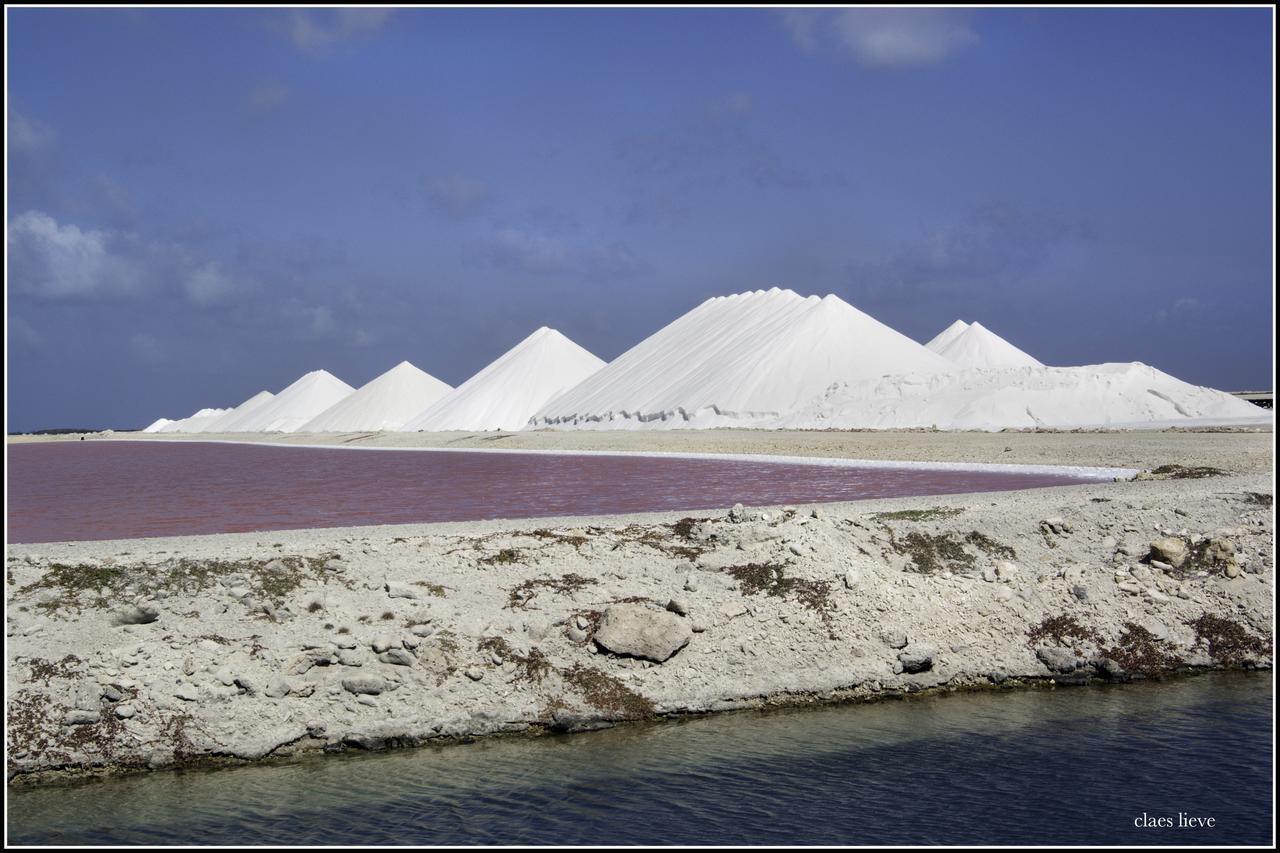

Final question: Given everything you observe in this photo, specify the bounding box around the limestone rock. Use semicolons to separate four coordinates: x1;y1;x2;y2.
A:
593;604;692;663
1149;537;1188;568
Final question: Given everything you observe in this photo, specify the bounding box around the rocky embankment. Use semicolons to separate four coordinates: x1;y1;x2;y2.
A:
6;465;1273;784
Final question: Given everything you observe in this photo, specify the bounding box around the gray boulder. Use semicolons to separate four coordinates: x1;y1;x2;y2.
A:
342;677;389;695
897;644;937;674
1036;646;1081;674
113;602;159;626
593;604;692;662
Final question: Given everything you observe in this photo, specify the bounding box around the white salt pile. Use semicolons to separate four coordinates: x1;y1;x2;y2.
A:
191;391;275;434
141;417;175;433
403;327;605;432
300;361;452;432
157;407;229;433
932;321;1043;369
925;319;970;352
220;370;354;433
771;362;1269;431
530;288;955;429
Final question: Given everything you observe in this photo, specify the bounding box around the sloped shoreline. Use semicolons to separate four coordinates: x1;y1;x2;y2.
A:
6;439;1272;786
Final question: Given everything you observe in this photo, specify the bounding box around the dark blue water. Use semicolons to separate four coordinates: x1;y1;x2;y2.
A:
7;674;1273;845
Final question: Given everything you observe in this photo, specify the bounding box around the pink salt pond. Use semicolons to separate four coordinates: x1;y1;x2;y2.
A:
7;441;1107;544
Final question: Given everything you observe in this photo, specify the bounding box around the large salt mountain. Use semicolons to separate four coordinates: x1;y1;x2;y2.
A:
933;321;1043;369
925;319;970;352
221;370;355;433
772;362;1267;431
403;327;605;431
190;390;275;433
300;361;452;432
530;288;955;429
141;417;176;433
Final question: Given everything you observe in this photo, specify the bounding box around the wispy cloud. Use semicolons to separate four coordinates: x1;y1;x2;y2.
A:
617;90;805;187
782;9;977;68
422;173;494;218
129;333;165;365
9;108;56;153
474;227;648;278
845;203;1092;308
279;8;393;52
10;316;44;349
184;262;238;306
247;82;291;116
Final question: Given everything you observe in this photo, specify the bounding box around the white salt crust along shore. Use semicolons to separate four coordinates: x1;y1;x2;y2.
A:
5;432;1273;785
120;437;1141;482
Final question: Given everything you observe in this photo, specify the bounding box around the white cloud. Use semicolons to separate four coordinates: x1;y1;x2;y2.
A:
284;8;393;51
782;9;977;68
9;210;247;306
7;211;140;299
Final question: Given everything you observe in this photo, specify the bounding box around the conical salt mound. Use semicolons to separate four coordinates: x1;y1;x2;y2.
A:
934;321;1043;369
300;361;452;432
192;390;275;433
403;327;606;432
141;417;175;433
925;319;969;352
530;288;955;429
221;370;355;433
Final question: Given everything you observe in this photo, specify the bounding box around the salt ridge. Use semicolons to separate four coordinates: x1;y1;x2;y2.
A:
771;362;1268;431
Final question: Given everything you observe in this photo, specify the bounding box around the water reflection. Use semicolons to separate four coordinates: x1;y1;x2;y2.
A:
9;674;1272;845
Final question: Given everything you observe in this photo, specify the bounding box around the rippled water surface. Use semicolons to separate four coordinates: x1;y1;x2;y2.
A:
7;674;1272;845
7;441;1097;543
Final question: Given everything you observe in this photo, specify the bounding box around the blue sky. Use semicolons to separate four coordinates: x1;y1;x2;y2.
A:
7;7;1274;430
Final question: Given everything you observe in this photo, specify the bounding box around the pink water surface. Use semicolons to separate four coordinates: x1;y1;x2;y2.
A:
7;441;1096;544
